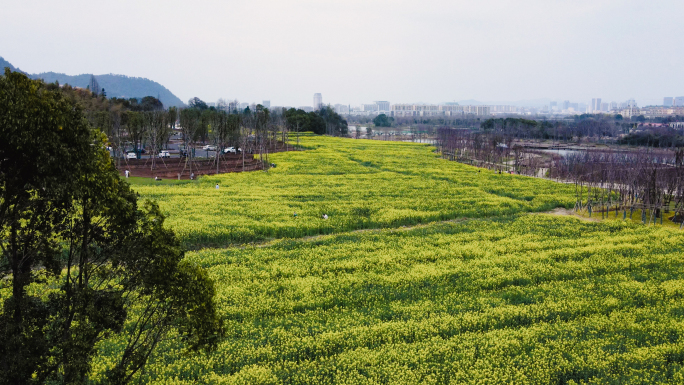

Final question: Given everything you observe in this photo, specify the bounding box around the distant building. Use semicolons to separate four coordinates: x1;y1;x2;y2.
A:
676;97;684;107
562;100;570;110
610;101;618;110
627;99;638;108
550;101;557;110
240;102;249;110
299;106;314;112
262;100;270;108
591;98;601;112
489;105;518;114
389;104;490;117
664;97;674;107
362;104;379;112
374;101;390;111
313;93;322;110
334;104;349;114
600;102;609;112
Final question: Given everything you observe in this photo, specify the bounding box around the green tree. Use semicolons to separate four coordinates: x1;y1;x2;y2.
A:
318;106;348;136
373;113;391;127
0;70;222;384
188;97;208;110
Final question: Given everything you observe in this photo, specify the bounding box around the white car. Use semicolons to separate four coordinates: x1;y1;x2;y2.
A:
158;150;171;158
202;145;217;151
126;152;137;160
223;147;236;154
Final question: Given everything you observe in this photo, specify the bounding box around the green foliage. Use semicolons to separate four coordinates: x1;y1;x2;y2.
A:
188;97;209;111
373;113;392;127
0;70;221;384
618;130;684;147
317;106;348;136
29;72;185;108
285;108;347;136
109;96;164;112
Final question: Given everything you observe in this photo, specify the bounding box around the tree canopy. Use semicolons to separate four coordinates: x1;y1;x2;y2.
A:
285;107;347;136
0;70;222;384
373;113;392;127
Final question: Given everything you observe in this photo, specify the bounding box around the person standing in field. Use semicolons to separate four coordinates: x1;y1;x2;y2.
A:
215;183;219;190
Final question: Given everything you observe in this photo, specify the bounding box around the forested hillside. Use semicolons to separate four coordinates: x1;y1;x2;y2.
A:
0;56;184;107
0;56;23;74
31;72;184;108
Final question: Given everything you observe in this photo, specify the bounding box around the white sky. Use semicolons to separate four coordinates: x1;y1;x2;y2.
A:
1;0;681;107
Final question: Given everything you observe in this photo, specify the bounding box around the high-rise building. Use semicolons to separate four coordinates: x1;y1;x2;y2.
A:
313;93;322;110
610;101;617;110
675;97;684;107
374;101;390;111
262;100;270;108
563;100;570;110
600;102;609;112
664;97;674;107
591;98;602;112
362;104;379;112
550;101;557;111
240;102;249;110
627;99;637;108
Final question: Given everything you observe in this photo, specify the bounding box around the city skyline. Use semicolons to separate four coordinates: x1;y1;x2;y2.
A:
2;0;682;107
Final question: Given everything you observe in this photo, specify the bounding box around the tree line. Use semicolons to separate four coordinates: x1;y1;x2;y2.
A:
48;85;349;175
437;125;684;226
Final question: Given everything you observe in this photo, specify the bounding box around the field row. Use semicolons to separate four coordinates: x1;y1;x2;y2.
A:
93;215;684;384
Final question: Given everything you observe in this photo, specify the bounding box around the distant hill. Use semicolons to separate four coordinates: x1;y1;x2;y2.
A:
0;56;184;108
0;56;25;74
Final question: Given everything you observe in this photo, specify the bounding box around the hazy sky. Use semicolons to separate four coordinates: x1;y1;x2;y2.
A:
2;0;681;107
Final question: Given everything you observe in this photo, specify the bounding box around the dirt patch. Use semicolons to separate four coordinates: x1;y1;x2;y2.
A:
541;207;599;222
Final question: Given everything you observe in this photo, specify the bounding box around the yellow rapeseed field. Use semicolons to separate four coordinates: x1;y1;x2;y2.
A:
87;135;684;384
131;135;575;248
92;215;684;384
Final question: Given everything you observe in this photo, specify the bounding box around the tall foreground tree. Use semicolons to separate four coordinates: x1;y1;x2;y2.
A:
0;69;222;384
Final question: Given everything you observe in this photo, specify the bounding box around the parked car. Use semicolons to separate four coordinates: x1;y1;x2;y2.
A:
126;152;137;160
223;147;236;154
158;150;171;158
202;145;217;151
